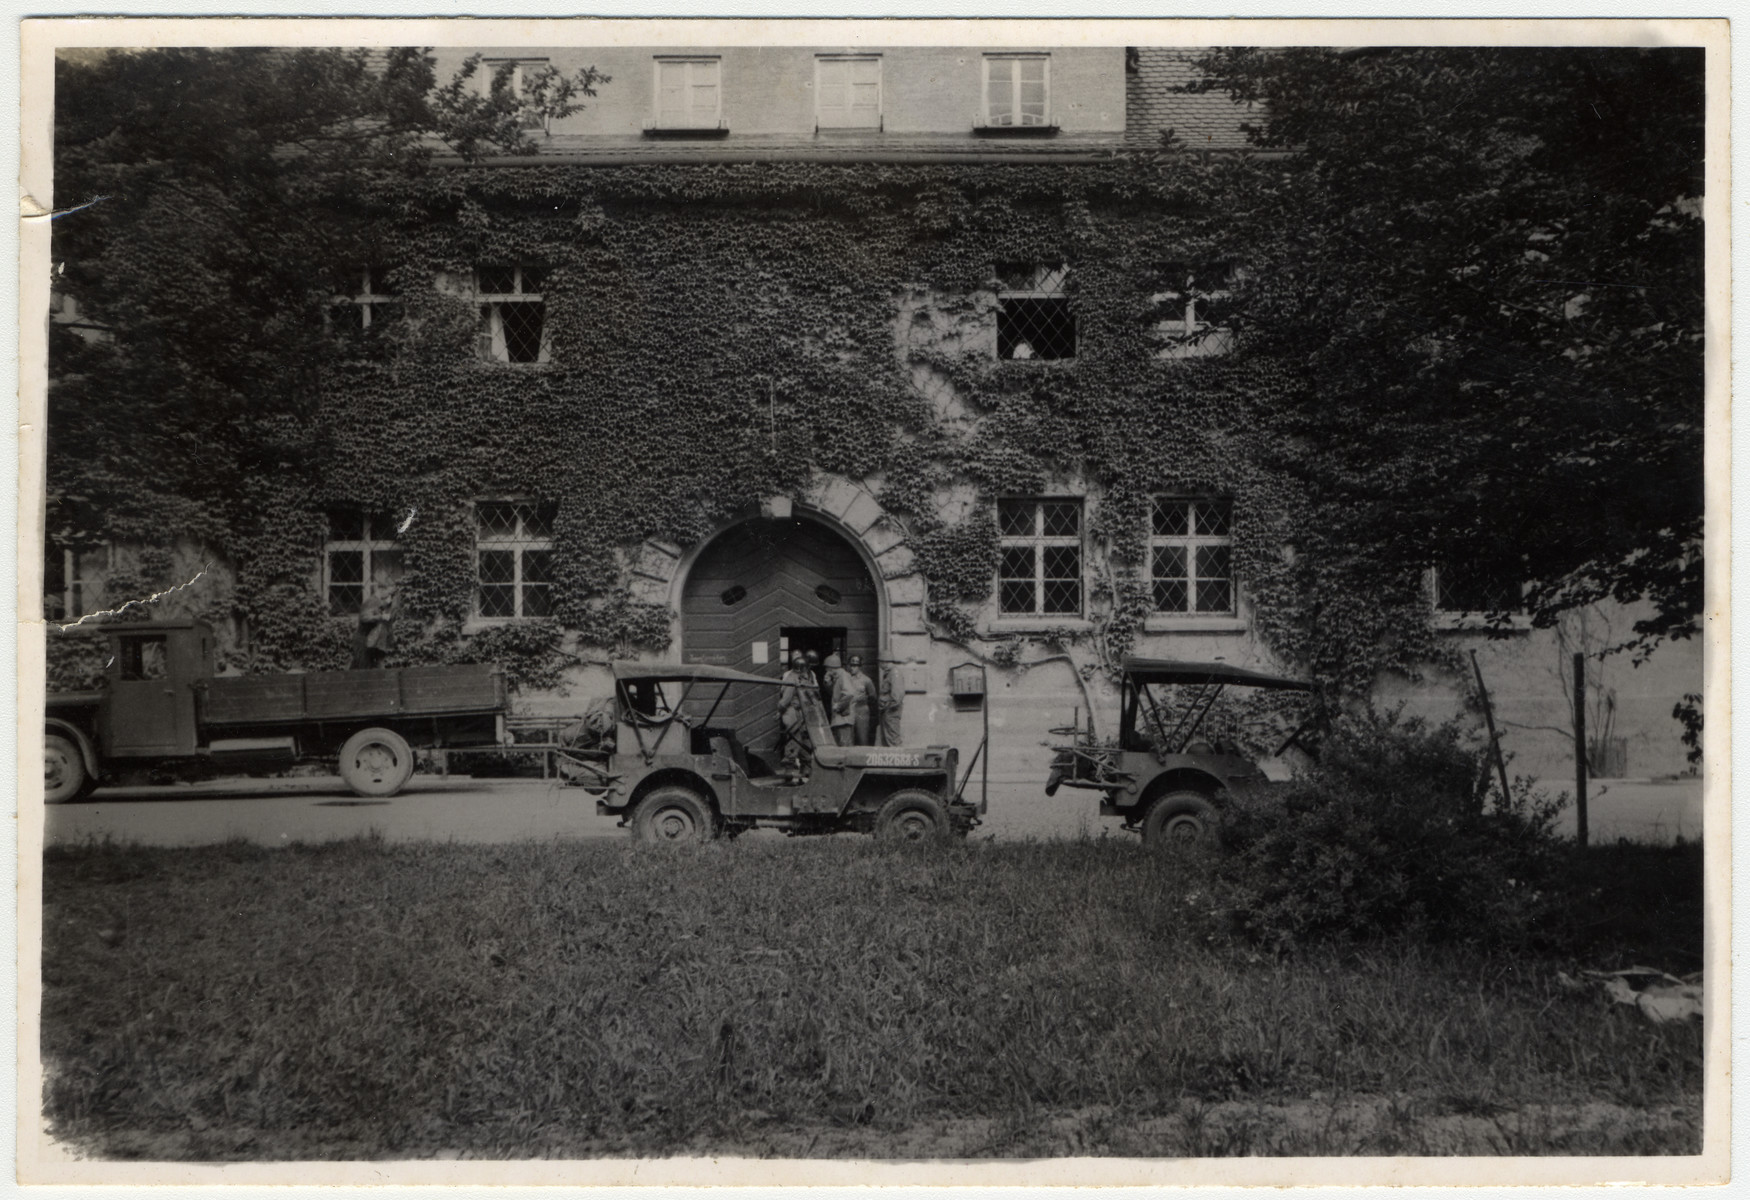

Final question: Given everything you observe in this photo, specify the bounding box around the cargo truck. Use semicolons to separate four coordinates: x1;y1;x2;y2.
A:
44;620;510;802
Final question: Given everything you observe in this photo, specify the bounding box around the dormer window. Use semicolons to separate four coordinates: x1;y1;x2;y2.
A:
816;55;881;129
981;54;1051;129
479;57;550;129
476;263;548;364
651;56;724;131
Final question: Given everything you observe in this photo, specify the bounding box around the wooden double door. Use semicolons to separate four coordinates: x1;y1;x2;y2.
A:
680;517;879;754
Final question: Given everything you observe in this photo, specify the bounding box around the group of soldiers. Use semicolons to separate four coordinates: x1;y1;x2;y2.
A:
776;648;903;773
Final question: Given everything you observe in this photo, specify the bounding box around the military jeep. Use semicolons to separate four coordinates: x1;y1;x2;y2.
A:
1044;657;1316;849
568;662;978;843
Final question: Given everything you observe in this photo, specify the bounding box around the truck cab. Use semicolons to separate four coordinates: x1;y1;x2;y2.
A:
46;621;216;802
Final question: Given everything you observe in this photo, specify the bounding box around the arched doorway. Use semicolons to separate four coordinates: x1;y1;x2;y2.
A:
680;516;880;752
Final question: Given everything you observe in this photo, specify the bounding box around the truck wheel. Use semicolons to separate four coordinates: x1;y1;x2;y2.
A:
633;786;718;844
874;790;950;843
1141;790;1220;852
44;734;93;805
338;727;415;798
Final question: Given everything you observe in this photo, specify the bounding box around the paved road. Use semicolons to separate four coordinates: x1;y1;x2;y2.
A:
41;774;1703;849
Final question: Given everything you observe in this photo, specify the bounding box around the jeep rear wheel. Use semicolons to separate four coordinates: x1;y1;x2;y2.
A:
874;790;950;843
1141;790;1220;852
633;786;718;844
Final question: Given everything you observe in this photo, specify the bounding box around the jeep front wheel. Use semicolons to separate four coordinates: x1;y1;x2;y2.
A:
633;786;718;844
874;790;950;843
1141;790;1220;852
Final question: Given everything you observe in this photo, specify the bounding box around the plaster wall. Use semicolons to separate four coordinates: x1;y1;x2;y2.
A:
428;47;1126;137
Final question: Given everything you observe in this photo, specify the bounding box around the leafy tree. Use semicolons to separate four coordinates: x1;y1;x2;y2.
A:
48;47;607;553
1164;48;1704;657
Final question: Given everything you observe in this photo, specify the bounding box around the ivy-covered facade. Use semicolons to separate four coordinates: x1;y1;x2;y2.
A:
47;45;1701;787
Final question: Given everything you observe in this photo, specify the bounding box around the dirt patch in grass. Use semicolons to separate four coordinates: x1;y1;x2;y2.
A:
39;837;1703;1160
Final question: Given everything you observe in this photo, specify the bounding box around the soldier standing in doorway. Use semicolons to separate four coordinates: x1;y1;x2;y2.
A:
824;652;856;747
776;650;812;777
878;656;904;747
841;654;879;745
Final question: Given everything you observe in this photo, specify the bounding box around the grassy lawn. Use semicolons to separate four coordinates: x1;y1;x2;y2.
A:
40;836;1703;1160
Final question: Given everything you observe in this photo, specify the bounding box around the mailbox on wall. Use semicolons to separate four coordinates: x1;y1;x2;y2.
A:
949;662;986;701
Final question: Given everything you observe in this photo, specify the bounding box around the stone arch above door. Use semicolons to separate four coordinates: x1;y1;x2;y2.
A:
625;474;929;669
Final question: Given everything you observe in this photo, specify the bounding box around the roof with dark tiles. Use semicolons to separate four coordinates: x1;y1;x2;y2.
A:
440;130;1129;167
1125;49;1257;151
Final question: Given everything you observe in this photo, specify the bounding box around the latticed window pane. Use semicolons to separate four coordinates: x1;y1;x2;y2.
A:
478;502;520;540
998;580;1033;613
1151;500;1234;615
1153;577;1190;613
1194;501;1232;537
999;546;1034;579
1196;544;1230;583
1152;545;1189;613
1043;544;1080;581
1196;544;1233;613
1153;498;1190;537
1042;545;1081;614
478;549;517;618
328;550;364;616
499;302;545;364
1436;565;1523;613
522;549;553;617
997;500;1034;538
1041;501;1080;538
1197;578;1233;614
1043;580;1080;614
998;546;1035;614
521;502;558;540
997;263;1074;360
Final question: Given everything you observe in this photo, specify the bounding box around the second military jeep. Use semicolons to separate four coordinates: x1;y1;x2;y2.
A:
1045;657;1317;850
566;662;978;843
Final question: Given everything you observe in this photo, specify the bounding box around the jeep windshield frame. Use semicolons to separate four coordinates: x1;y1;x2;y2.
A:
611;662;785;762
1118;658;1315;754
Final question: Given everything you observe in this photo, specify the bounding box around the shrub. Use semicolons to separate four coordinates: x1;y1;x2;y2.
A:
1218;708;1568;950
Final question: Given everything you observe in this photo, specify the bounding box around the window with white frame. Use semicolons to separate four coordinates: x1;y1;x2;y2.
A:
476;500;556;619
1432;563;1525;615
476;263;548;364
996;263;1075;360
43;539;108;622
652;56;723;130
997;499;1083;616
478;57;550;129
1150;498;1234;615
1152;263;1236;358
330;266;400;337
982;54;1050;128
816;55;881;129
325;509;405;616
